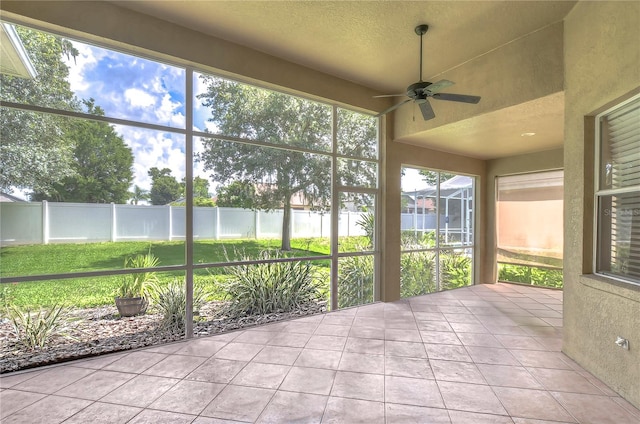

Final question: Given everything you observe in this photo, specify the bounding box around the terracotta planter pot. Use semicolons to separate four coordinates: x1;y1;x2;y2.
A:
115;296;148;317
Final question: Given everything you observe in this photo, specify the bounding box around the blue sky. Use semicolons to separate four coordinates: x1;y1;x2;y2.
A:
64;39;217;193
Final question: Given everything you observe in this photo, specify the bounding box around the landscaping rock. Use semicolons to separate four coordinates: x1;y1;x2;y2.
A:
0;301;326;373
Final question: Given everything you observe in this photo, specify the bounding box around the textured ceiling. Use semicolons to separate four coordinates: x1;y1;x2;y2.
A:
111;1;576;159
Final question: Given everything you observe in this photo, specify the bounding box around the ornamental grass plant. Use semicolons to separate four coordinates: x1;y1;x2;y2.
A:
222;250;322;317
7;304;68;349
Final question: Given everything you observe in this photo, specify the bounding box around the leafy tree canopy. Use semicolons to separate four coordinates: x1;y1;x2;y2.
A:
216;180;257;209
32;99;134;203
420;170;456;186
148;167;181;205
197;77;377;250
0;26;80;193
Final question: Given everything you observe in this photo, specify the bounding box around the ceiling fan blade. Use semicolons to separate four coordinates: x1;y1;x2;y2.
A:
424;79;454;94
373;93;406;98
419;99;436;121
433;93;481;104
375;99;412;117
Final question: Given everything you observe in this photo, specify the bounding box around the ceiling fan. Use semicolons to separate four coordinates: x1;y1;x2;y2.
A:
375;24;481;121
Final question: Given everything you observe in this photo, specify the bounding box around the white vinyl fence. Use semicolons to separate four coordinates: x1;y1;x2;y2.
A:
0;201;370;246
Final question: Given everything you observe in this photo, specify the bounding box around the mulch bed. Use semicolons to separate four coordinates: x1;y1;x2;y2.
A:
0;301;326;374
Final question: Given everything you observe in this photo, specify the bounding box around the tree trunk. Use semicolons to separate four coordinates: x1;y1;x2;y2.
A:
281;197;292;251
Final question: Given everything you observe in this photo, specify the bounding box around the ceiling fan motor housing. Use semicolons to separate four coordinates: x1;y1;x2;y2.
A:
407;81;432;99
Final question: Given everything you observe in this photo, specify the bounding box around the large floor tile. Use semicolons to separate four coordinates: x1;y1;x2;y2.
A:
280;366;336;395
142;354;207;378
344;337;385;355
477;364;543;389
385;340;428;358
338;352;384;374
11;365;95;394
527;367;604;395
448;410;514;424
103;351;168;373
294;348;342;370
252;345;302;365
331;371;384;402
321;397;385;424
493;387;575;422
425;343;472;362
1;395;92;424
213;342;264;361
0;389;46;419
100;374;180;407
551;391;640;424
385;375;445;408
55;369;135;400
230;362;290;389
430;359;486;384
256;391;327;424
438;381;507;415
128;409;197;424
186;357;247;383
385;403;451;423
200;384;274;422
384;355;434;379
148;379;225;415
63;402;141;424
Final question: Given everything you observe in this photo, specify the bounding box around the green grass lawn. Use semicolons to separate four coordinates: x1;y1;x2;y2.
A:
0;237;363;310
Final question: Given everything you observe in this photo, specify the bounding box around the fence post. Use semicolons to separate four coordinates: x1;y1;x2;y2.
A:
255;210;260;239
168;205;173;241
111;203;116;242
42;200;49;244
215;207;220;240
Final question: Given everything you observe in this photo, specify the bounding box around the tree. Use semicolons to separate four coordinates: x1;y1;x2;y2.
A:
192;177;211;199
216;181;256;209
148;167;181;205
32;99;134;203
420;170;456;186
197;77;336;250
129;185;149;205
0;25;80;194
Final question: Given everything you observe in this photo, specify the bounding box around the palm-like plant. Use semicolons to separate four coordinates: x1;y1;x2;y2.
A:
129;185;149;205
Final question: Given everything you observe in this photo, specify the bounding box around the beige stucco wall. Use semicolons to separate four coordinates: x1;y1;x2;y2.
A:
383;141;485;301
484;149;563;282
563;1;640;408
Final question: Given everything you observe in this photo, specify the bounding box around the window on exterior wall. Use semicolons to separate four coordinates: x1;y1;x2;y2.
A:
496;171;564;288
595;95;640;285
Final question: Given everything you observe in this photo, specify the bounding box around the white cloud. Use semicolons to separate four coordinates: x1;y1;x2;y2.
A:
124;88;156;108
64;42;102;93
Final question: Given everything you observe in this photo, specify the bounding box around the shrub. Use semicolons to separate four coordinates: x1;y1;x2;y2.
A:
498;263;563;288
223;250;322;316
401;251;436;297
440;251;472;290
150;279;206;331
7;304;67;349
338;253;374;308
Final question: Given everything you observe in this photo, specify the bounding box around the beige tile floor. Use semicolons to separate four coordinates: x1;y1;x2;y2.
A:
1;283;639;423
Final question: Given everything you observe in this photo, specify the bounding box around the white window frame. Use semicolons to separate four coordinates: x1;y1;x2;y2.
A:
594;93;640;287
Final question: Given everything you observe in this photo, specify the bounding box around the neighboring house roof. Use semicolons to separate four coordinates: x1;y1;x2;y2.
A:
0;192;27;202
0;23;38;79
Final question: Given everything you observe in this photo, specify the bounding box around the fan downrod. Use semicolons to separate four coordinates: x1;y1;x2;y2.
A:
415;24;429;36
